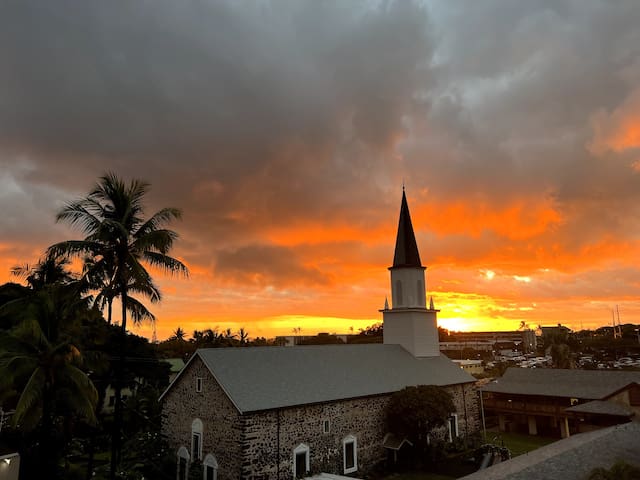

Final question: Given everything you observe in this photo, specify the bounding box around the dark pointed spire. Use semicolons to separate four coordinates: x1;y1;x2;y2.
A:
392;190;423;268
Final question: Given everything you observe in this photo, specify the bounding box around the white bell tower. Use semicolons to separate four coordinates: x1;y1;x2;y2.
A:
382;189;440;357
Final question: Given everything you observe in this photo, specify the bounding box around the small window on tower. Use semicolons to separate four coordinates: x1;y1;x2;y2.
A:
196;377;203;392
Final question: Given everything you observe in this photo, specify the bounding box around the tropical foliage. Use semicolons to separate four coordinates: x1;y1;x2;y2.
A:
0;258;98;478
48;173;188;477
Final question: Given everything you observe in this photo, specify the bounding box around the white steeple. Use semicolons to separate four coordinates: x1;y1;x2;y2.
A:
382;190;440;357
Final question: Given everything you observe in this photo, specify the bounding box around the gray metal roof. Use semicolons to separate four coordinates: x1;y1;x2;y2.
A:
460;422;640;480
194;344;474;413
481;367;640;400
565;400;634;417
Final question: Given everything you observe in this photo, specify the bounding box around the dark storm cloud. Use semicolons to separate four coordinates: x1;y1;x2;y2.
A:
0;0;436;281
0;1;431;179
2;0;640;295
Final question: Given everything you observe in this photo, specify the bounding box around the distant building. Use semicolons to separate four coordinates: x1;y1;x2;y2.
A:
481;368;640;438
452;360;484;375
440;341;494;352
161;191;480;480
446;331;537;353
275;333;354;346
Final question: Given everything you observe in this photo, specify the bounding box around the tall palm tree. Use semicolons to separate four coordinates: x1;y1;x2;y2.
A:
48;173;188;478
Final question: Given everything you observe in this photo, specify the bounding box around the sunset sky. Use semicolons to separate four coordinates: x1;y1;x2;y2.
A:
2;1;640;340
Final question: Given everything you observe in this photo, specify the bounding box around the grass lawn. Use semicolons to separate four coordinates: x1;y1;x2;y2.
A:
484;431;557;456
381;432;557;480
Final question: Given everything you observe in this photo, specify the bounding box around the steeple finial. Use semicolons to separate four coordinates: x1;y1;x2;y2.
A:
384;297;389;310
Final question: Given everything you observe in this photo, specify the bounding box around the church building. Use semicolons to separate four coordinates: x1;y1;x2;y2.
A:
160;191;479;480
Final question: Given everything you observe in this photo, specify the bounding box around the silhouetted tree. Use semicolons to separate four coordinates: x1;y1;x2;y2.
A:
49;173;188;479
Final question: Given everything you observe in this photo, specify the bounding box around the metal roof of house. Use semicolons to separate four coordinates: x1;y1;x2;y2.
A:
565;400;634;417
460;422;640;480
187;344;474;413
163;358;185;373
481;368;640;400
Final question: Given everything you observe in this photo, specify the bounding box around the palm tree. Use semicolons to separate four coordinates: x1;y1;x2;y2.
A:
172;327;186;341
0;285;98;478
11;255;76;290
238;327;249;345
48;173;188;478
83;255;158;326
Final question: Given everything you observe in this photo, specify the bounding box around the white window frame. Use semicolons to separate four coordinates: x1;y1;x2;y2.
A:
447;413;459;442
322;419;330;434
177;446;190;480
342;435;358;474
192;418;203;461
293;443;310;479
196;377;203;392
203;454;218;480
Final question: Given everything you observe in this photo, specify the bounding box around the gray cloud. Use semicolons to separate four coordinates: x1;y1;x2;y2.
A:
1;0;640;302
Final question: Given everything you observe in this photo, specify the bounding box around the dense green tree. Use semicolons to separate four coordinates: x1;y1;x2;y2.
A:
386;385;455;454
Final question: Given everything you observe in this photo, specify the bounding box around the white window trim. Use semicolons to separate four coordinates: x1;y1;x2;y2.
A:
342;435;358;474
447;413;459;442
203;454;218;480
177;446;190;480
196;377;203;392
293;443;310;479
192;418;204;461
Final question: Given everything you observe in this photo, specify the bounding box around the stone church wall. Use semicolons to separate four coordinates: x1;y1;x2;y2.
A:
162;355;243;480
240;395;390;479
162;355;480;480
240;382;479;479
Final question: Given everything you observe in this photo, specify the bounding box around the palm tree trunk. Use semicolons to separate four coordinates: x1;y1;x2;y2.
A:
107;296;113;325
40;385;58;478
110;287;128;480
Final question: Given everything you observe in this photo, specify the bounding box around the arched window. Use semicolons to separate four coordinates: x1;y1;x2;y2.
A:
342;435;357;474
293;443;309;479
447;414;459;442
203;454;218;480
191;418;203;461
417;280;424;306
395;280;403;306
177;446;190;480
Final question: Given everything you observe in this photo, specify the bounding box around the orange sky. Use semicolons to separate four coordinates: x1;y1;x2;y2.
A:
2;1;640;341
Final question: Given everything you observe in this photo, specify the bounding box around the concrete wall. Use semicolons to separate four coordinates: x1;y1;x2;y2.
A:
0;453;20;480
